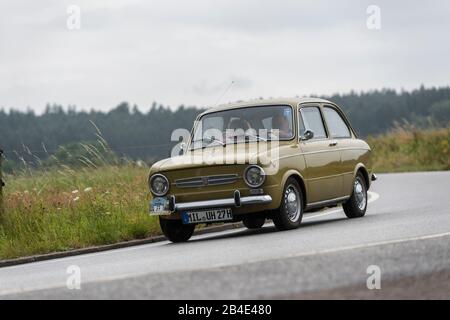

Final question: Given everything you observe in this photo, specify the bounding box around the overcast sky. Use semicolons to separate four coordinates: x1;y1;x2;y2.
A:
1;0;449;113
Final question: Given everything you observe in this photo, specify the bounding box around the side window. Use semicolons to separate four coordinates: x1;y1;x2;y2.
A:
323;107;351;138
300;107;327;139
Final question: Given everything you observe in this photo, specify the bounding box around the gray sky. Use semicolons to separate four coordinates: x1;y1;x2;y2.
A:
1;0;449;113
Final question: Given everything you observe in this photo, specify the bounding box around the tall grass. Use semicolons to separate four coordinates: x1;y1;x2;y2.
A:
0;131;159;260
368;126;450;172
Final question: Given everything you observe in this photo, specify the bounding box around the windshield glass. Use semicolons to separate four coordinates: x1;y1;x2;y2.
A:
190;105;294;150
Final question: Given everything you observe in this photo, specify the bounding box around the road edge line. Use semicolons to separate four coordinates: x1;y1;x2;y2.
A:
0;223;243;268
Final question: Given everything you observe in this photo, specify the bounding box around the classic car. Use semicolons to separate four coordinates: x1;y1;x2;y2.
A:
148;98;376;242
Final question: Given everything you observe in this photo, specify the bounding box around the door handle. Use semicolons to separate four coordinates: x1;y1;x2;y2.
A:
329;141;338;147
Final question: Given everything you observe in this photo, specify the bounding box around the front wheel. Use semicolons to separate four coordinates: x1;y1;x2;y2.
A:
273;177;303;230
159;217;195;243
242;217;265;229
343;172;368;218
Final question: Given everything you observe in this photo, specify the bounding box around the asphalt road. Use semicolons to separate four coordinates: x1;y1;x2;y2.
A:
1;171;450;299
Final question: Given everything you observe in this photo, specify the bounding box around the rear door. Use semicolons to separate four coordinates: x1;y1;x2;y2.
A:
298;105;342;203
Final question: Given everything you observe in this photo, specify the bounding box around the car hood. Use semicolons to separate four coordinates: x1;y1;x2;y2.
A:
149;142;295;174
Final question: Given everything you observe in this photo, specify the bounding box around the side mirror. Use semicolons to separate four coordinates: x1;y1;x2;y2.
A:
301;130;314;141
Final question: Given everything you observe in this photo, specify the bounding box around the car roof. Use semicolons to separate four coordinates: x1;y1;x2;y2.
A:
198;97;334;116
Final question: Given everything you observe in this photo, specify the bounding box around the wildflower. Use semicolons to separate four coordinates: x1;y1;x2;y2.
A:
84;187;93;193
136;160;145;167
72;190;79;194
104;212;111;215
73;196;80;202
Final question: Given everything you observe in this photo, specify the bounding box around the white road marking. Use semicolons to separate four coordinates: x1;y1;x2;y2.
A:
283;230;450;259
303;191;379;221
204;231;450;269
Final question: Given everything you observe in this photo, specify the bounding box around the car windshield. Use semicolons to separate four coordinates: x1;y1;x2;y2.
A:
190;105;294;150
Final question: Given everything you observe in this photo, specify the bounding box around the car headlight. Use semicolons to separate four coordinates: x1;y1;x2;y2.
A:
244;165;266;188
149;174;169;196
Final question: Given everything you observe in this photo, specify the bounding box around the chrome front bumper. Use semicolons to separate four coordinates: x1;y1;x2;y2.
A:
172;190;272;211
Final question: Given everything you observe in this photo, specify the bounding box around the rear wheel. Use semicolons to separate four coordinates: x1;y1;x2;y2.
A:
343;172;368;218
273;177;303;230
242;217;265;229
159;217;195;243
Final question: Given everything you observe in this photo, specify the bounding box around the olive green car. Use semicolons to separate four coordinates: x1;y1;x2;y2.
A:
148;98;376;242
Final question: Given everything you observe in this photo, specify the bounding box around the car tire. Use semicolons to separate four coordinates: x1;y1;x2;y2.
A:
159;217;195;243
343;172;368;219
242;217;265;229
273;177;303;230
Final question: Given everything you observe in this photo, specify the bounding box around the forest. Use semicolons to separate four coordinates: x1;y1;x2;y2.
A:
1;85;450;172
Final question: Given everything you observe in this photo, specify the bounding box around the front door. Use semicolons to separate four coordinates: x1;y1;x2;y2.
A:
322;105;356;197
298;105;342;203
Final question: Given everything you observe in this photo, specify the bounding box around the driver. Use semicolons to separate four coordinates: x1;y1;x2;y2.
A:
272;113;292;139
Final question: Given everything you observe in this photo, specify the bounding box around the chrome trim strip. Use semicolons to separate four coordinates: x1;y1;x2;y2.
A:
174;195;272;211
306;172;354;181
301;147;370;155
277;147;370;161
305;196;350;210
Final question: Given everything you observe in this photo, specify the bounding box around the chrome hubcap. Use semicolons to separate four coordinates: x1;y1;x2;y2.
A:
354;178;366;210
285;184;301;222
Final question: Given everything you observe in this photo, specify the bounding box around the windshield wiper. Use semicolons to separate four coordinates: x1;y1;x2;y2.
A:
244;132;267;142
190;137;225;149
206;136;226;146
226;132;267;143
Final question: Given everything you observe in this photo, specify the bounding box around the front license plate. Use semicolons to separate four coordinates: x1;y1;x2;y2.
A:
149;197;171;215
182;208;233;224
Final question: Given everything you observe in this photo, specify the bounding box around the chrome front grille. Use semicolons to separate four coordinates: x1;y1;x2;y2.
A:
175;174;238;188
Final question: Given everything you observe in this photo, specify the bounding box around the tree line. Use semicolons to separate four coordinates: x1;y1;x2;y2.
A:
1;85;450;172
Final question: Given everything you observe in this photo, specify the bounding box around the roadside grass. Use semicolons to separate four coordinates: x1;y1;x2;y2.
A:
0;126;449;260
0;165;159;259
368;126;450;173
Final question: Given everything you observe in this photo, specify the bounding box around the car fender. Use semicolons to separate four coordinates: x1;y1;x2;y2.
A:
276;169;307;208
353;163;371;191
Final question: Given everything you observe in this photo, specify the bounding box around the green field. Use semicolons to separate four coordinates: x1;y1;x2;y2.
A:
1;127;449;260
